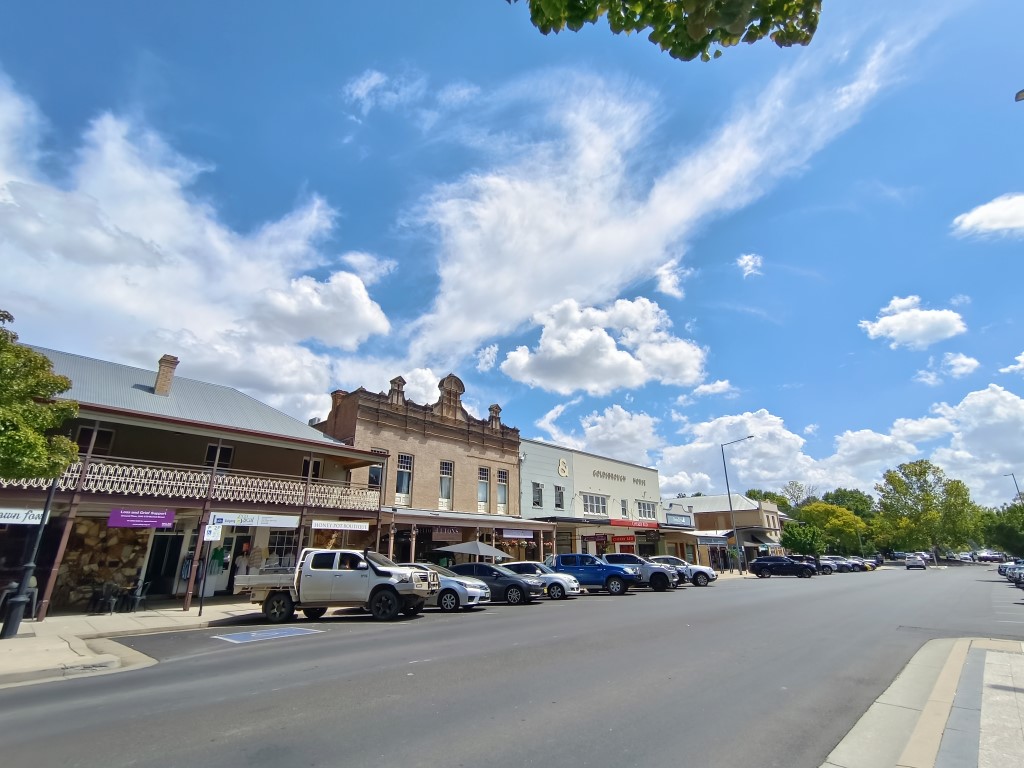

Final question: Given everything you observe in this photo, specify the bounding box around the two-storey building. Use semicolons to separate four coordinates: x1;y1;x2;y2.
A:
0;348;384;620
315;374;553;562
676;493;785;569
519;439;663;556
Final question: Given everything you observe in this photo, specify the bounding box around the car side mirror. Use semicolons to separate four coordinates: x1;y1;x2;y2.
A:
356;562;368;570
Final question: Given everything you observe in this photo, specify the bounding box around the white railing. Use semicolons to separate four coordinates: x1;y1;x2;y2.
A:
0;460;380;511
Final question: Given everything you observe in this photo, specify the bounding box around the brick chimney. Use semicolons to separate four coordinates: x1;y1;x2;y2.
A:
154;354;179;396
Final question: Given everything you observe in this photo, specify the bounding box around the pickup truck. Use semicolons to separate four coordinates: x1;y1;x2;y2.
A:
602;552;679;591
234;548;439;623
543;553;641;595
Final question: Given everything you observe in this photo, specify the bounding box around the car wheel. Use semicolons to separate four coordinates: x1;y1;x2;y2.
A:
263;592;295;624
605;576;626;595
852;564;862;572
505;585;525;605
437;589;460;612
756;569;769;578
693;572;710;587
799;569;812;578
548;582;565;600
820;565;833;575
302;607;327;621
651;574;669;592
369;588;401;620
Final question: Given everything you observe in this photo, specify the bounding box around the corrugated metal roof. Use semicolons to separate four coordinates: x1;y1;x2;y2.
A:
32;346;343;446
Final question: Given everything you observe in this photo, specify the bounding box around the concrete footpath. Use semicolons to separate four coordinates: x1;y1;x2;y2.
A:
820;637;1024;768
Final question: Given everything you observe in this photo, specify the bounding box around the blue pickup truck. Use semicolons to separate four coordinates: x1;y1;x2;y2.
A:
544;553;641;595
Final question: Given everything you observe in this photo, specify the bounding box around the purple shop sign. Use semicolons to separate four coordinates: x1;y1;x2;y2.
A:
108;508;176;529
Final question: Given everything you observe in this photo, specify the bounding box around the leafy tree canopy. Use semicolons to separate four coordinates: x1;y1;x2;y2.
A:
780;480;816;510
822;487;876;519
0;310;79;479
797;501;867;553
780;520;826;555
507;0;821;62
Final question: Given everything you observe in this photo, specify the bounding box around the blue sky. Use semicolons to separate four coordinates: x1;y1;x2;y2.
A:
3;1;1024;506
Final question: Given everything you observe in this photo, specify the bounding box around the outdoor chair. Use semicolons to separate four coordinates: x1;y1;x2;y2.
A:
88;582;120;614
122;581;151;612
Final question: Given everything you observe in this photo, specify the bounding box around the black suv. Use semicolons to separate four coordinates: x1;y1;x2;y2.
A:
785;554;824;573
748;556;815;579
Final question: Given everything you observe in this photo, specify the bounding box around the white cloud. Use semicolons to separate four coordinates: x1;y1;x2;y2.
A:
950;294;971;307
999;352;1024;375
475;344;498;372
952;193;1024;237
401;368;441;405
343;69;427;116
579;405;663;466
736;253;763;278
803;423;818;436
0;78;390;422
859;295;966;349
943;352;979;378
534;399;584;448
654;259;690;299
914;367;942;386
692;380;738;398
341;251;396;286
500;297;706;395
409;37;916;364
437;82;480;108
890;415;953;443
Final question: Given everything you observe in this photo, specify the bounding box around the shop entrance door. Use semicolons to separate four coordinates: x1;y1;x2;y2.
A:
226;534;252;593
144;531;184;596
619;544;635;554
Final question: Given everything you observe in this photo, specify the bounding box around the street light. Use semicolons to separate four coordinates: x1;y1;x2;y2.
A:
722;435;754;574
1005;473;1022;504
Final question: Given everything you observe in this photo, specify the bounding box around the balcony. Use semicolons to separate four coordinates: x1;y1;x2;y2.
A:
0;458;381;512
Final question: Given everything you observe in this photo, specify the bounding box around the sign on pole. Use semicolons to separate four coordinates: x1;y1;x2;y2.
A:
203;523;223;542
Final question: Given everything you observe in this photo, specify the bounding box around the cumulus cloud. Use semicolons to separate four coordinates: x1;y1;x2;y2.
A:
579;405;663;466
1000;352;1024;375
500;297;706;395
914;352;980;386
950;294;971;307
859;295;966;349
952;193;1024;237
736;253;763;278
341;251;396;286
0;76;390;420
803;423;819;436
692;379;738;398
654;259;690;299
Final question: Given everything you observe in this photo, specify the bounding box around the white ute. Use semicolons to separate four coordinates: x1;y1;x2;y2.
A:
234;548;439;623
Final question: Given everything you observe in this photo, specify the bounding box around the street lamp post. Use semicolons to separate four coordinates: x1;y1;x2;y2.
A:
1005;473;1022;504
722;435;754;574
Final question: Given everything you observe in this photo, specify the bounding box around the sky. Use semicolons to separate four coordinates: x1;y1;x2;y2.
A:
3;1;1024;507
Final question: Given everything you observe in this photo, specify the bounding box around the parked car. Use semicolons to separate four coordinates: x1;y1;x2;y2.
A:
959;552;974;562
400;563;491;612
784;554;824;573
905;555;927;570
649;555;719;586
502;561;582;600
747;556;815;578
601;553;679;591
544;553;641;595
820;555;855;573
450;563;545;605
846;556;876;572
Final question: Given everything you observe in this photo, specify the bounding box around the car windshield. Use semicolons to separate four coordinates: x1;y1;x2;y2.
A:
492;565;518;577
366;551;400;568
402;562;457;577
530;563;555;574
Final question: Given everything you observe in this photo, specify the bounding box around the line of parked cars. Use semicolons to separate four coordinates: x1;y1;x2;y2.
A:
400;552;722;608
746;554;882;578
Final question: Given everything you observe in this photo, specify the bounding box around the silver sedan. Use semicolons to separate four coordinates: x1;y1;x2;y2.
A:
401;563;491;611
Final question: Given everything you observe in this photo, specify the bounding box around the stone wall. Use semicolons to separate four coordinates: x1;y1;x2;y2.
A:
54;518;150;608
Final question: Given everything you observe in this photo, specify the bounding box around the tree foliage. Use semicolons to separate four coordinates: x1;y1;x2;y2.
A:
0;310;79;480
780;480;817;510
822;487;875;519
507;0;821;62
873;460;983;552
780;520;826;555
796;501;867;553
984;504;1024;556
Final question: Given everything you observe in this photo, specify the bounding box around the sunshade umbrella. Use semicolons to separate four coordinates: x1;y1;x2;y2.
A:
434;540;512;560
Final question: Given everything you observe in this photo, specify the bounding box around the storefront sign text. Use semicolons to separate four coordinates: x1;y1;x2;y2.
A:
581;534;608;542
0;508;43;525
311;520;370;531
210;512;299;529
502;529;534;539
431;526;462;541
108;508;175;529
611;535;635;543
609;519;658;529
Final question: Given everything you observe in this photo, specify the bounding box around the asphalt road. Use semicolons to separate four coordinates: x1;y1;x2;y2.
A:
2;565;1021;768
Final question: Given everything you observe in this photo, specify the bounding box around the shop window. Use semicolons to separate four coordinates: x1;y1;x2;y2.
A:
76;426;115;456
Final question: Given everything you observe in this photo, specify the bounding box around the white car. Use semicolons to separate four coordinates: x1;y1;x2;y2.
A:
649;555;719;586
502;561;582;599
401;563;491;612
905;555;927;570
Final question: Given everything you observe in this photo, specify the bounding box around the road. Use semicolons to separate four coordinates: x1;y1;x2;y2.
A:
1;565;1020;768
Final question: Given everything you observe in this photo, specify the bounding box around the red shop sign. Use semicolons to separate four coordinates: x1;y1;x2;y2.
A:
611;535;635;543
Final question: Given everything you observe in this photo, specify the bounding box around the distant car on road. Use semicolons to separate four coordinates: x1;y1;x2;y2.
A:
905;555;927;570
602;552;679;591
649;555;719;586
450;563;544;605
748;556;815;579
